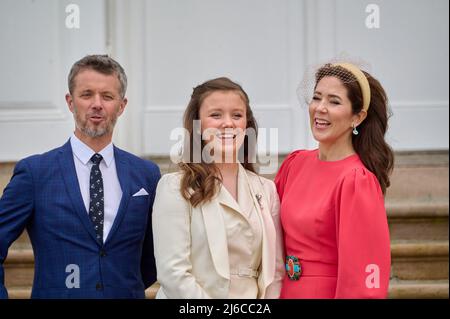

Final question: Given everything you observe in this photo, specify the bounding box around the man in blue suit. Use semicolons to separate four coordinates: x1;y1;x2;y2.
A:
0;55;161;298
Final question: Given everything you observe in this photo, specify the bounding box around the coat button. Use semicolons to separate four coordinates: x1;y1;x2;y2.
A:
96;283;103;290
100;250;107;257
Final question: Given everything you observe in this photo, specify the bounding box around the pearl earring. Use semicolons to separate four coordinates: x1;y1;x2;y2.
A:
352;124;359;136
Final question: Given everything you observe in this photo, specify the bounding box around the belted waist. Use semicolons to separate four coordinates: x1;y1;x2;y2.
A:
286;255;337;280
230;267;259;278
298;260;337;277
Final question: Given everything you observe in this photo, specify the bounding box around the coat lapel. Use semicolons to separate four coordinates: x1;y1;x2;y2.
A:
58;140;100;245
241;168;276;296
104;146;130;245
217;184;241;213
201;190;230;280
217;166;253;217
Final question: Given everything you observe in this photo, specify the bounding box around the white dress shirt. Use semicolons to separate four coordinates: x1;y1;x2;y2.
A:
70;134;122;242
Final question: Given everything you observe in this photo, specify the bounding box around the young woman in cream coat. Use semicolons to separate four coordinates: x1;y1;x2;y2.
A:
152;77;284;299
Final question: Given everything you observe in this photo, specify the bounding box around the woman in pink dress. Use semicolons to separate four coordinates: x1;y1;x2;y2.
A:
275;62;394;298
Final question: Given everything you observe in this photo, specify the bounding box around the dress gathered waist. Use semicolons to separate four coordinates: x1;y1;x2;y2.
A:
289;258;337;277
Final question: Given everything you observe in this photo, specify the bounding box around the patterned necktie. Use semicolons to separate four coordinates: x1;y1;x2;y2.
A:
89;153;104;243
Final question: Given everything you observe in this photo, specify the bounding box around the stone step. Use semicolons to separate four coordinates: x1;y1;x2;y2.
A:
391;241;449;280
387;171;449;203
387;201;449;218
4;249;34;288
387;201;449;241
388;279;449;299
8;287;31;299
0;162;14;197
10;231;31;249
385;151;448;203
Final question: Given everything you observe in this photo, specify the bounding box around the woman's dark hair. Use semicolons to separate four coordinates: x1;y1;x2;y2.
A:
315;64;394;194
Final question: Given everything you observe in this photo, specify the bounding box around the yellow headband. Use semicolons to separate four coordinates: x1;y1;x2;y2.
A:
333;63;371;112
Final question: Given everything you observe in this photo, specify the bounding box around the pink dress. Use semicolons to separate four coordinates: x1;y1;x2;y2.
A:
274;149;391;298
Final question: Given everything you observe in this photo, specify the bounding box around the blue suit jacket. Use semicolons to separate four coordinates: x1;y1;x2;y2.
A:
0;141;161;298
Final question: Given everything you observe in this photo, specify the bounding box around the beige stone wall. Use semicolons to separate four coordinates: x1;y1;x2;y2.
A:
0;162;14;197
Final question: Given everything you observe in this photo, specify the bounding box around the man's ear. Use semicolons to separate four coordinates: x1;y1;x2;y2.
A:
66;93;74;113
118;97;128;116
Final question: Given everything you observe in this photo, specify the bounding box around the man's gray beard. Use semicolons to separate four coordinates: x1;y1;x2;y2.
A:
73;110;118;138
77;122;108;137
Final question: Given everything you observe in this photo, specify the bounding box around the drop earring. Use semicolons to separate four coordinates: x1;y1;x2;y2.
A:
352;124;359;135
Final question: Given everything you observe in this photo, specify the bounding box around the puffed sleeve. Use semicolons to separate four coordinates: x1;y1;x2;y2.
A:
274;150;301;201
152;173;212;298
334;168;391;298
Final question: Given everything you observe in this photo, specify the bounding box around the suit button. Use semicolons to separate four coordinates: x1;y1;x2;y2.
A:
100;250;107;257
96;283;103;290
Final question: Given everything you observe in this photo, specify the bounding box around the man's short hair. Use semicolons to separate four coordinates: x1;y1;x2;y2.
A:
68;54;127;98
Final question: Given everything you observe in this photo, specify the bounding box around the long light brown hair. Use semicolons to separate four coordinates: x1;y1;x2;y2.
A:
179;77;258;207
315;64;394;194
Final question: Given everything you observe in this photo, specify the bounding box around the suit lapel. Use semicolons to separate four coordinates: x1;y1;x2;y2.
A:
217;184;241;213
217;167;252;217
104;146;130;245
58;140;100;245
201;192;230;280
241;168;276;295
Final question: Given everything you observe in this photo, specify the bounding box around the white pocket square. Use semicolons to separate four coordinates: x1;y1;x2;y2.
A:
132;188;149;197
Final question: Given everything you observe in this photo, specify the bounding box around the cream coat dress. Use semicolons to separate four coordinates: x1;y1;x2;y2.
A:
152;164;284;298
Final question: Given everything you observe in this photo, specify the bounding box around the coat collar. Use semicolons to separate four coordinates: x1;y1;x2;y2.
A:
216;164;253;216
69;134;114;167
